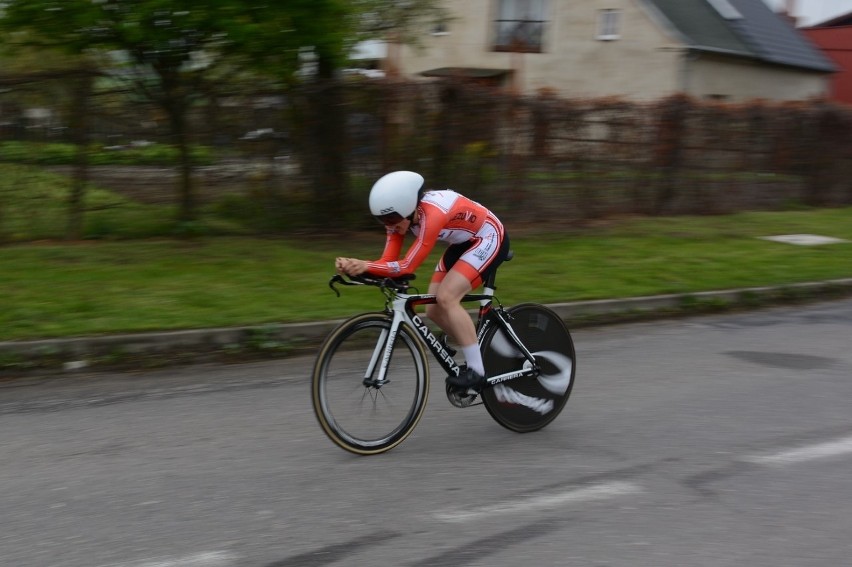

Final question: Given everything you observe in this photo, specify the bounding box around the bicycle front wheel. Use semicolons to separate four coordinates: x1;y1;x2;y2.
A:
311;313;430;455
480;304;576;433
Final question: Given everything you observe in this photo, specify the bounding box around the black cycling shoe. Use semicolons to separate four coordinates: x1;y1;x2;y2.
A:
446;367;487;390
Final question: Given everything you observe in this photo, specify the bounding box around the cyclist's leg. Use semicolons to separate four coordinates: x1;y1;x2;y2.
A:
424;241;470;342
427;270;481;373
428;224;509;386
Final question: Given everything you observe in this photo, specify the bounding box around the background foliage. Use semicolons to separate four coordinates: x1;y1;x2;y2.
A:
0;3;850;243
1;76;851;243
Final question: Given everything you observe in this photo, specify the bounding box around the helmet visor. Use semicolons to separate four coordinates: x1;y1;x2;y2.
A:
375;211;405;226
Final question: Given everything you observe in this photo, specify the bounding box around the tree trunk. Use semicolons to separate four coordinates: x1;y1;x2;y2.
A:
308;54;349;224
66;71;94;240
176;128;195;223
164;96;196;224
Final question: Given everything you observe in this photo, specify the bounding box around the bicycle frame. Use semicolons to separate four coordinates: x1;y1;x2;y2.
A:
317;273;575;453
370;285;539;388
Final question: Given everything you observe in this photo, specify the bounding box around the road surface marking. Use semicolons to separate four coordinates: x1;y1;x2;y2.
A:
105;551;237;567
745;435;852;466
432;481;642;523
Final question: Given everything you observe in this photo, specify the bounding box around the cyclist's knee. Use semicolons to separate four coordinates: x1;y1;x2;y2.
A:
435;277;469;306
426;296;460;325
434;288;462;312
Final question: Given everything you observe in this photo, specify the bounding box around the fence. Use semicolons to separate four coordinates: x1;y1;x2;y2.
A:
1;72;851;238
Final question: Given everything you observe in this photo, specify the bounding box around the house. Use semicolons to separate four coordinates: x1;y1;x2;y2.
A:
390;0;836;101
801;12;852;105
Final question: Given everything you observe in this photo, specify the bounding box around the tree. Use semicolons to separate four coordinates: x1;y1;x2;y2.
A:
0;38;100;240
243;0;449;222
354;0;450;75
1;0;449;229
251;0;358;222
0;1;270;224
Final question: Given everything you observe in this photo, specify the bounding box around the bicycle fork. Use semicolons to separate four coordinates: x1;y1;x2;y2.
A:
362;309;406;388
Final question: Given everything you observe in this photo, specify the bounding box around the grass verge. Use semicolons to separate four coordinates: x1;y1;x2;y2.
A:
1;207;851;342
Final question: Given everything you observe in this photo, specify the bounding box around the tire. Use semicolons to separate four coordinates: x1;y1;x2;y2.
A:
480;304;576;432
311;313;430;455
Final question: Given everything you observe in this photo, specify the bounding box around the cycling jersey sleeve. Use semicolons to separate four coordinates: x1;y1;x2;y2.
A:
378;228;404;262
366;205;443;277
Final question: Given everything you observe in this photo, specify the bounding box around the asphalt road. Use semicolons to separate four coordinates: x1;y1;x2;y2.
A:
1;299;851;567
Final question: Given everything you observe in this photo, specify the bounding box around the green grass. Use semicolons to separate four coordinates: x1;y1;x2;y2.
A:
0;141;214;166
1;208;851;341
0;165;183;241
0;164;255;241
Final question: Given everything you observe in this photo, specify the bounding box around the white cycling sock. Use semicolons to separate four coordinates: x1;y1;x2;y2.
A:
461;344;485;376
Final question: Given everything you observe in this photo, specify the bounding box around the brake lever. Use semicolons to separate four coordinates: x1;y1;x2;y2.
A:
328;274;361;297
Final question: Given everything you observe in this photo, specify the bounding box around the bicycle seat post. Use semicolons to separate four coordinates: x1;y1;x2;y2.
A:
481;248;512;307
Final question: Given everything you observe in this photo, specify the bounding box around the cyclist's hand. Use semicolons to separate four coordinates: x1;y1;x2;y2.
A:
335;257;367;276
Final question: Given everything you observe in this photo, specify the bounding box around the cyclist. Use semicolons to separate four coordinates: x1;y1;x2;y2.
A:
335;170;511;390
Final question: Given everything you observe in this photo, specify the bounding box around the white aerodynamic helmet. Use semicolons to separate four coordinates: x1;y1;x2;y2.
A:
369;170;424;224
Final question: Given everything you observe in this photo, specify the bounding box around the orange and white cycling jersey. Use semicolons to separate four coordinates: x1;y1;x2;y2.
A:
366;190;507;286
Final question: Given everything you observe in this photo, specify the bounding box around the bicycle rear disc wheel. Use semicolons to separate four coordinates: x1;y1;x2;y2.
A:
312;313;429;455
480;304;576;432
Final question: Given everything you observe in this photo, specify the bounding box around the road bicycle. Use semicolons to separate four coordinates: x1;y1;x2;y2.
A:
311;253;576;455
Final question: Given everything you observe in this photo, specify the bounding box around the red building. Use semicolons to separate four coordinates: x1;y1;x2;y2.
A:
803;13;852;105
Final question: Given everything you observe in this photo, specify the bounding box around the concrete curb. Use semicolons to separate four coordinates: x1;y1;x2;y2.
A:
2;278;852;369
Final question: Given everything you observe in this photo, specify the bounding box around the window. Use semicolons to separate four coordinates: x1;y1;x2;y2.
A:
493;0;548;53
597;9;621;41
432;20;449;36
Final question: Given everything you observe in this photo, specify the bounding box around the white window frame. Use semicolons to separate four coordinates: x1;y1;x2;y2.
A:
597;9;621;41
